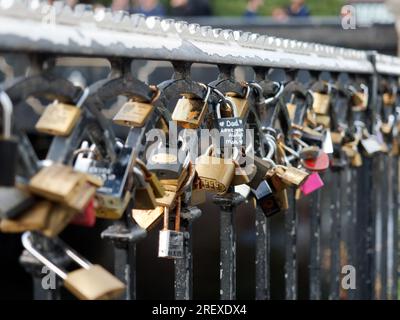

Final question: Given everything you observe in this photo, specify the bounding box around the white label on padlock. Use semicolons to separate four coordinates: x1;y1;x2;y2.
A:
322;129;334;154
361;136;382;155
158;230;184;259
234;184;251;199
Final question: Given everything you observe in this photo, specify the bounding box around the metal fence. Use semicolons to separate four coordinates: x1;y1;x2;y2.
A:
0;1;400;300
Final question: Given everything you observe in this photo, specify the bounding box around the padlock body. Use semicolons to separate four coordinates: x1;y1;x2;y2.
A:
64;265;125;300
132;206;164;230
312;92;330;115
158;230;184;259
113;101;154;127
300;172;325;196
172;97;207;129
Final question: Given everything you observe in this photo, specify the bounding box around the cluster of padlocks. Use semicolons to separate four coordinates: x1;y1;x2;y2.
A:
0;1;400;300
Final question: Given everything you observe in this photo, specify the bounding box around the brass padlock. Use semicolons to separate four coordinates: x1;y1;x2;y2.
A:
132;206;164;230
190;179;207;206
225;85;250;118
274;165;309;188
172;86;210;129
95;191;131;220
286;103;297;122
35;93;87;136
315;114;331;128
195;146;236;194
133;167;157;210
29;164;86;203
22;232;125;300
41;204;77;238
113;101;154;128
275;189;289;210
0;201;51;233
383;93;396;106
156;190;177;209
312;92;331;115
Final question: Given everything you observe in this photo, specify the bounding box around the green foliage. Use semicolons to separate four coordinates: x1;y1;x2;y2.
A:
212;0;345;17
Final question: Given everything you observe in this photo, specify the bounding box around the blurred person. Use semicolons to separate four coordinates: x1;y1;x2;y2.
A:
133;0;165;16
286;0;310;17
272;6;289;22
169;0;212;17
243;0;264;18
111;0;130;11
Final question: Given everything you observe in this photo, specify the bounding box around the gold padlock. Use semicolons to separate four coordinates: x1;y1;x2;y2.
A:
0;201;52;233
383;93;396;106
41;204;77;238
286;103;297;122
95;191;131;220
225;85;250;119
275;165;309;187
312;92;331;115
113;100;154;128
22;232;125;300
195;146;236;194
133;167;157;210
172;88;210;129
35;101;81;136
275;189;289;210
315;114;331;128
132;206;164;230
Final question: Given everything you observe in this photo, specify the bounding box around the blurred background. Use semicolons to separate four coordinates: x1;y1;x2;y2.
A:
0;0;398;300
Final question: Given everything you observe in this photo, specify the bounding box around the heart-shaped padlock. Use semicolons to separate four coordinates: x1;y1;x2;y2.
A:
302;151;330;172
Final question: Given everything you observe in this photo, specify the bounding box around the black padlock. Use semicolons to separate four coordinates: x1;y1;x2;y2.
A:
253;180;281;218
0;92;18;186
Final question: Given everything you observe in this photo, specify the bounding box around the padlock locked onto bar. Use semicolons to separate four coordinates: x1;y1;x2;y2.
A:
300;172;324;196
35;88;90;136
312;92;331;115
22;232;125;300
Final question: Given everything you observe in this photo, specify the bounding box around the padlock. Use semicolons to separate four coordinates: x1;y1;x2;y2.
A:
158;198;184;259
0;201;52;233
155;190;178;209
35;89;89;136
172;86;210;129
274;165;309;188
351;151;363;167
87;146;135;219
0;91;18;186
132;206;164;230
302;151;330;172
41;204;77;238
350;84;368;110
247;155;274;190
0;186;36;219
147;148;186;189
312;92;331;115
189;177;207;206
73;141;97;173
195;145;236;194
254;181;281;218
22;232;125;300
300;172;325;196
71;198;96;227
225;85;250;118
65;181;97;212
133;167;157;210
136;158;165;198
29;164;86;203
361;135;382;156
315;114;331;128
286;102;297;122
331;131;344;145
383;92;396;106
275;189;289;210
215;98;245;148
113;101;154;128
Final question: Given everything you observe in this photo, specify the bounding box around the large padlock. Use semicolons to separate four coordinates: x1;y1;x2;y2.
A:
0;91;18;186
158;198;184;259
22;232;125;300
215;98;246;149
35;88;89;136
172;85;210;129
195;145;236;194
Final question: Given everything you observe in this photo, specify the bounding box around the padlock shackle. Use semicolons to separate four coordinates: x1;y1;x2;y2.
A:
133;166;147;186
0;91;13;138
76;87;90;109
264;82;284;105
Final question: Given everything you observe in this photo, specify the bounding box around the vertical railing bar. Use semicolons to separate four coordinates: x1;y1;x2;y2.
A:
285;189;297;300
348;167;358;299
309;187;322;300
255;205;270;300
381;155;388;300
387;155;394;300
374;154;383;299
174;223;193;300
392;155;399;300
329;170;341;300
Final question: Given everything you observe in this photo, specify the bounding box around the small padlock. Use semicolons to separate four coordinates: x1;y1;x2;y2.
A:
215;98;246;148
41;204;77;238
302;151;330;172
172;86;210;129
35;89;89;136
22;232;125;300
361;135;382;156
225;85;251;118
253;180;281;218
195;145;236;194
113;100;154;128
158;197;184;259
0;91;18;186
247;155;274;190
274;165;309;188
133;167;157;210
312;92;331;115
383;92;396;106
300;172;325;196
350;84;369;110
132;206;164;231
